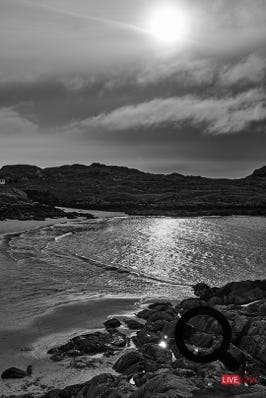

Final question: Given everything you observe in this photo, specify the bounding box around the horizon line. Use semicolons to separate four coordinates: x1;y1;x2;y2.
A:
0;162;264;180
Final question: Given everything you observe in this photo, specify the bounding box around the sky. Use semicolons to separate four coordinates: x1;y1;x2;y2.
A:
0;0;266;177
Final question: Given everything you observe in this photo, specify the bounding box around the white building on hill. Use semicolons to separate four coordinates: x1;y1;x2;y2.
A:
0;178;6;185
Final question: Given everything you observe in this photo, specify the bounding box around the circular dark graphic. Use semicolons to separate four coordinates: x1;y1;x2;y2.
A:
174;306;232;364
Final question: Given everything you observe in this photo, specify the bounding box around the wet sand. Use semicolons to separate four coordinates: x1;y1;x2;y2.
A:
0;296;140;396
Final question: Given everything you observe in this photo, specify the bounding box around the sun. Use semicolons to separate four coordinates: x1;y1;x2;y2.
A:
148;6;189;44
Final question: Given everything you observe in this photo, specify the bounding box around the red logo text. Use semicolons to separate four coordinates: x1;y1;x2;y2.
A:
221;374;257;385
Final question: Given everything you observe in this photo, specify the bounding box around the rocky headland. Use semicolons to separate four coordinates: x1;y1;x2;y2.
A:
0;186;94;221
0;163;266;218
3;279;266;398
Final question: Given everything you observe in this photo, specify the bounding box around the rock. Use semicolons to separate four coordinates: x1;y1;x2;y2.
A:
137;308;153;320
135;372;198;398
178;298;207;311
194;280;266;306
104;318;121;329
146;310;176;323
134;368;170;388
260;376;266;386
48;331;126;359
173;368;196;378
50;354;64;362
240;317;266;365
137;306;176;324
132;329;161;348
125;319;144;330
113;350;143;374
141;343;172;365
245;298;266;315
172;357;198;371
222;309;250;344
42;373;135;398
110;331;127;347
193;282;215;299
148;302;173;311
147;320;166;332
1;365;32;379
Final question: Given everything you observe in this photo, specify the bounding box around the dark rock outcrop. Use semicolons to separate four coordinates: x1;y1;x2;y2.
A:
124;319;144;330
104;318;121;329
193;280;266;305
47;330;126;360
1;365;32;379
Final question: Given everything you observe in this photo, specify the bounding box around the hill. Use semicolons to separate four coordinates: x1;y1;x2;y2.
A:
0;185;94;221
0;163;266;218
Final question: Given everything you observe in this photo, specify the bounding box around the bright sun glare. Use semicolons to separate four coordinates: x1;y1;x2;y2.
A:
149;6;189;44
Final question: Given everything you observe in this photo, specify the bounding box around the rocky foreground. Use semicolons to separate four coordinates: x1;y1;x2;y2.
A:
3;279;266;398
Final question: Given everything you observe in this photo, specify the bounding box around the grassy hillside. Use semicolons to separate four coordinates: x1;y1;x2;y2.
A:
0;163;265;217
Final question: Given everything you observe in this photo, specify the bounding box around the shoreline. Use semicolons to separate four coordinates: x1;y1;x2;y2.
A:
0;208;127;238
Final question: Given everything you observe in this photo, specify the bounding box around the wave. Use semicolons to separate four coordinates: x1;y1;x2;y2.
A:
54;232;73;241
74;253;191;287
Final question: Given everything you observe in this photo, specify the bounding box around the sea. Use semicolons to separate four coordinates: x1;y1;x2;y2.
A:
0;215;265;331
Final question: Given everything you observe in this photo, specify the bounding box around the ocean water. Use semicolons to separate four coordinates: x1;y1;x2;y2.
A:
0;216;266;331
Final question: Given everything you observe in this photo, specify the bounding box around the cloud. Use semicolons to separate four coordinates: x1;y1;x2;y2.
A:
100;55;215;92
70;88;266;135
101;53;265;93
220;54;266;86
135;56;214;87
0;107;38;135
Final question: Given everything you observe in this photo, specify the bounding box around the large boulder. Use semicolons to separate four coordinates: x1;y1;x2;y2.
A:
104;318;121;329
193;283;215;300
113;351;143;374
132;329;161;349
125;319;144;330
